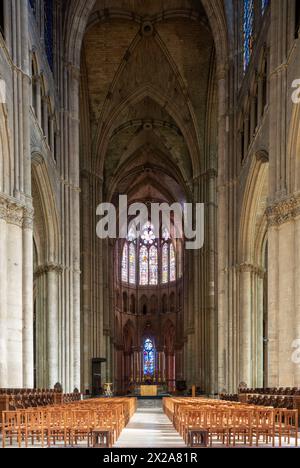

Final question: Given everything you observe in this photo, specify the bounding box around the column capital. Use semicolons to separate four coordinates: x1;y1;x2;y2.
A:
237;263;265;277
6;204;24;227
193;168;218;183
0;197;34;227
267;194;300;226
34;263;64;278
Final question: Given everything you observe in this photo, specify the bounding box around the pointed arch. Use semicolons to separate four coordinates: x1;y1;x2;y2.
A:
238;153;269;264
32;154;60;265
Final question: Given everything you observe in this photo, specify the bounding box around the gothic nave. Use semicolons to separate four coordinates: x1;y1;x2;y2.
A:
0;0;300;451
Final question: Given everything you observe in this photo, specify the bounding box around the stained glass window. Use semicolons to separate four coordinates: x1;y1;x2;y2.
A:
149;246;158;285
122;221;179;286
178;242;182;278
141;222;155;245
162;243;169;284
261;0;269;15
122;243;128;283
44;0;54;71
29;0;36;15
129;243;136;285
143;338;155;377
139;246;149;285
243;0;254;71
170;244;176;282
162;226;170;241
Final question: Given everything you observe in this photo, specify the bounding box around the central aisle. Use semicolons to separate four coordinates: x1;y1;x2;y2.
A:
114;399;186;448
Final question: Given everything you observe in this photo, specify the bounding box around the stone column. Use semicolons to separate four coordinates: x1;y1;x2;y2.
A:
243;116;249;157
0;204;7;387
239;264;253;387
47;264;60;387
251;95;257;136
49;115;55;153
42;97;48;139
217;69;229;392
22;208;34;388
255;272;264;388
267;223;279;387
208;170;217;394
257;75;263;124
36;77;42;126
6;205;24;387
278;220;294;385
69;65;81;392
294;213;300;385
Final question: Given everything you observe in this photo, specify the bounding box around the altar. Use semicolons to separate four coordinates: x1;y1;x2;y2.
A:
140;385;158;397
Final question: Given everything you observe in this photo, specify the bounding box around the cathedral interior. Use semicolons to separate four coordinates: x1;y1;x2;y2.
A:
0;0;300;404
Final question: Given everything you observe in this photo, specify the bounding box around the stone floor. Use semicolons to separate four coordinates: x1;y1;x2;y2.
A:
114;400;186;448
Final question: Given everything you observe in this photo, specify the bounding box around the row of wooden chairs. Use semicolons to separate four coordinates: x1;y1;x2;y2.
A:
220;394;239;402
0;389;61;395
247;396;295;409
239;387;300;396
2;398;136;448
0;390;81;415
221;393;295;409
163;397;299;448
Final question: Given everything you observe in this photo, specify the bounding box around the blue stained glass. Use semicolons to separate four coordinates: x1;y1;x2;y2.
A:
261;0;269;15
243;0;254;71
44;0;54;71
143;338;155;377
29;0;36;15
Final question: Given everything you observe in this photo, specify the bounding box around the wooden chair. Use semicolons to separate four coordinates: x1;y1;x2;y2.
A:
251;409;275;447
24;410;46;448
230;409;253;447
2;411;23;448
275;409;298;447
71;410;92;447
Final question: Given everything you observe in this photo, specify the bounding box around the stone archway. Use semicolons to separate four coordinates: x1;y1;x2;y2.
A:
238;154;269;388
32;155;61;388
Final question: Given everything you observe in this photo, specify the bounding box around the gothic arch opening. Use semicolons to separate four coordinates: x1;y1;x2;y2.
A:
32;158;60;388
79;1;220;395
238;155;269;388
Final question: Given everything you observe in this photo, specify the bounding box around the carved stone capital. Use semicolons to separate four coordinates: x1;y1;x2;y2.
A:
34;262;64;278
238;263;265;278
6;204;24;227
0;197;34;228
194;168;218;183
267;194;300;227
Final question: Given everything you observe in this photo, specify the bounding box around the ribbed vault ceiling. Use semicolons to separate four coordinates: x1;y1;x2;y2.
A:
80;0;216;203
